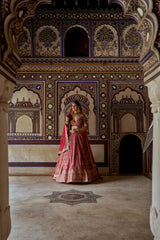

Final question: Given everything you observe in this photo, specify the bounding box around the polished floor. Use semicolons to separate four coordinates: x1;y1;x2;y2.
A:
8;175;153;240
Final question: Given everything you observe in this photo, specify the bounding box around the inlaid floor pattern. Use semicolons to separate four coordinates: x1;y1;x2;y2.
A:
8;175;152;240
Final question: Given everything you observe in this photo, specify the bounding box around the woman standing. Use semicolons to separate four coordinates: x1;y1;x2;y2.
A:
52;101;100;183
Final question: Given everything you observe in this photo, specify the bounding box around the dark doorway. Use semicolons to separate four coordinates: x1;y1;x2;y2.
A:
119;135;143;174
65;27;89;57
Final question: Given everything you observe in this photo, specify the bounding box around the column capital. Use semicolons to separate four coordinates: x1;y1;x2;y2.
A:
146;77;160;104
150;206;160;239
151;103;160;114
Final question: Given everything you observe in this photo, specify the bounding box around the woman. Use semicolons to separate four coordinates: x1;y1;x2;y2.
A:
52;101;100;183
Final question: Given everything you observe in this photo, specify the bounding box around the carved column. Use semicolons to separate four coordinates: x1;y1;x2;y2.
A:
0;76;15;240
147;78;160;240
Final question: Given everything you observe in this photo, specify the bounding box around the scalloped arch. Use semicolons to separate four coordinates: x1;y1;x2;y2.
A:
64;24;89;37
3;0;160;76
108;0;159;59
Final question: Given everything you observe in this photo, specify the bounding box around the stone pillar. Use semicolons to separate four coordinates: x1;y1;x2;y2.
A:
0;76;15;240
147;78;160;240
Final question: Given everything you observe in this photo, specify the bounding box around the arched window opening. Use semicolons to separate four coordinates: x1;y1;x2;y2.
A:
65;27;89;57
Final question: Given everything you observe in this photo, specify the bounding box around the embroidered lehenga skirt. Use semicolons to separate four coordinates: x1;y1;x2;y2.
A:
52;132;100;183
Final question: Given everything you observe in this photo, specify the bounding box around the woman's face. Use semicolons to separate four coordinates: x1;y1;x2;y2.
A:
72;103;79;113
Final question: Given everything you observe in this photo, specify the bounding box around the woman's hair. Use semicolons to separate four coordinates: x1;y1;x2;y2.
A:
66;100;82;118
74;100;82;110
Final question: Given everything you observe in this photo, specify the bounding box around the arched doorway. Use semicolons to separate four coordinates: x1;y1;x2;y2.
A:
64;27;89;57
119;135;143;174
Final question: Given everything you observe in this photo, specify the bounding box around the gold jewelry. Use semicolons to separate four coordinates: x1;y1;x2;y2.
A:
72;112;80;115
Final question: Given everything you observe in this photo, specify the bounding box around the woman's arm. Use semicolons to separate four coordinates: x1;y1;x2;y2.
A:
65;116;70;128
78;123;88;132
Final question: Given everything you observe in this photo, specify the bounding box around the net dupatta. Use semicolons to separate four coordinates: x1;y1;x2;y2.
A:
58;112;72;155
58;124;69;155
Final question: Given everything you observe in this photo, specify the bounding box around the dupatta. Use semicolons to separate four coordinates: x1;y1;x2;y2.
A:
58;125;69;154
58;112;72;155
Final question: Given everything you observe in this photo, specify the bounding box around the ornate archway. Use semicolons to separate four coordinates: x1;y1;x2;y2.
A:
1;1;160;240
1;0;159;82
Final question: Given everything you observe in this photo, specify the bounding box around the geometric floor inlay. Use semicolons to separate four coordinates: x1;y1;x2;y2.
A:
44;189;102;205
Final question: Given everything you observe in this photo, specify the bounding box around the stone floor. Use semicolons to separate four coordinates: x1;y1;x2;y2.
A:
8;175;153;240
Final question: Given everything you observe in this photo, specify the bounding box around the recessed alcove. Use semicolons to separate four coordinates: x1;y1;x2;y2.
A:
65;27;89;57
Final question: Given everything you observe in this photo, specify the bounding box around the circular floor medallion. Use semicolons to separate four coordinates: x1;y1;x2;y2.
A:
45;189;101;205
59;193;87;201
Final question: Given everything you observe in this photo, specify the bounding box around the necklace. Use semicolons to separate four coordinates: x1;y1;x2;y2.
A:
73;112;80;115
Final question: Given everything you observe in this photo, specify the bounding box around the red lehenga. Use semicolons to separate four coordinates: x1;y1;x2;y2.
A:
52;114;100;183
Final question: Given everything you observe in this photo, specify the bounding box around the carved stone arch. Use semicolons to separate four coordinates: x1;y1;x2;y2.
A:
109;0;148;21
17;26;32;57
3;0;51;64
63;94;89;117
118;133;144;150
58;87;96;136
110;132;145;174
120;113;137;132
111;87;145;133
9;86;43;135
15;114;33;133
64;25;89;57
2;0;159;76
64;24;89;36
141;16;157;62
108;0;159;76
11;86;40;104
1;0;159;83
12;86;42;106
112;87;144;104
120;111;137;120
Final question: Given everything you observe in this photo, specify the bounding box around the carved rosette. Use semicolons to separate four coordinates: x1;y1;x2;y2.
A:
93;24;118;57
150;206;160;239
121;24;143;57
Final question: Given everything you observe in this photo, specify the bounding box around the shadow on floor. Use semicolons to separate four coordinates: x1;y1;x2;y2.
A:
64;174;147;185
